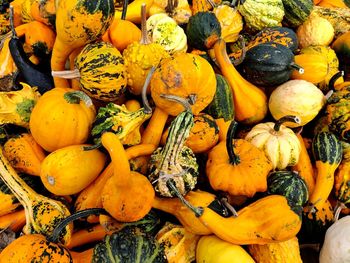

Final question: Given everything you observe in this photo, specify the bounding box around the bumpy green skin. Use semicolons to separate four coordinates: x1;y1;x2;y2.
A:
186;12;221;50
239;43;295;86
326;87;350;143
282;0;314;28
92;227;166;263
148;111;198;197
75;42;127;102
204;74;234;121
268;171;309;210
312;132;343;164
238;0;285;31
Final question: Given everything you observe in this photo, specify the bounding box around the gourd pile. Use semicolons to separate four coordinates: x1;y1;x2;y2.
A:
0;0;350;262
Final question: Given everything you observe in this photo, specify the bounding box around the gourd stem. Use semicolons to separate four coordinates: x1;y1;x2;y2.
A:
334;202;346;221
166;179;203;217
159;94;192;113
233;35;246;66
165;0;178;13
221;197;238;217
49;208;107;243
9;6;17;39
226;121;240;165
142;66;156;114
64;90;93;107
328;71;344;92
51;69;81;79
205;0;216;8
83;143;101;151
140;4;151;45
290;63;304;74
273;115;300;132
121;0;129;20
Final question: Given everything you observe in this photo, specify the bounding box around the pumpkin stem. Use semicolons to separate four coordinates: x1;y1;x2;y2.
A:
334;201;346;221
205;0;216;8
64;90;93;107
232;35;246;66
328;71;344;92
290;63;304;74
9;6;17;39
48;208;107;243
160;94;192;113
51;69;81;79
165;0;179;14
121;0;129;20
166;179;203;217
220;197;238;217
226;120;240;165
142;66;156;114
273;115;301;132
140;4;151;45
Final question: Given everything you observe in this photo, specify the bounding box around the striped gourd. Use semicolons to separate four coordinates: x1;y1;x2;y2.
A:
237;0;285;31
148;107;198;197
334;141;350;204
326;86;350;143
75;42;127;102
268;170;308;213
282;0;314;27
204;74;234;121
308;132;342;211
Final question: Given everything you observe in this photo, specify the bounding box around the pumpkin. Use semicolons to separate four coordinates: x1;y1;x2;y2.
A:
2;133;46;176
213;39;268;124
291;54;328;84
147;14;188;54
197;235;255;263
101;132;155;222
186;11;221;50
296;12;335;49
0;149;72;244
319;216;350;262
245;115;301;170
307;132;342;212
206;121;273;197
40;144;107;195
0;83;39;128
213;4;243;43
326;86;350;143
269;80;326;127
148;96;198;197
149;0;192;24
239;43;303;87
150;52;216;116
281;0;314;27
29;88;96;152
237;0;285;32
123;4;170;95
228;26;299;61
267;170;308;211
204;74;234;122
334;142;350;206
52;0;115;88
248;237;303;263
156;222;201;263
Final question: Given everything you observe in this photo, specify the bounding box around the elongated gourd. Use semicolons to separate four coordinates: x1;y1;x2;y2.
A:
307;132;342;212
52;0;115;87
213;38;268;124
0;209;26;232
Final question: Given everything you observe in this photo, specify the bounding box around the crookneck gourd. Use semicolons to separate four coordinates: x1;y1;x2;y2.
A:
0;149;72;244
148;95;198;197
52;42;128;102
206;121;273;197
123;4;169;95
245;115;301;170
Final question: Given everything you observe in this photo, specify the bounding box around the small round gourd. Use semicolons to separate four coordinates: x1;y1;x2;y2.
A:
269;80;326;127
29;88;96;152
267;170;309;209
245;115;302;170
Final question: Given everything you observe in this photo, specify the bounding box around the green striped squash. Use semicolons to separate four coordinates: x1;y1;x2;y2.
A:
312;132;343;165
148;109;198;197
268;170;308;211
204;74;234;121
75;42;127;102
282;0;314;27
